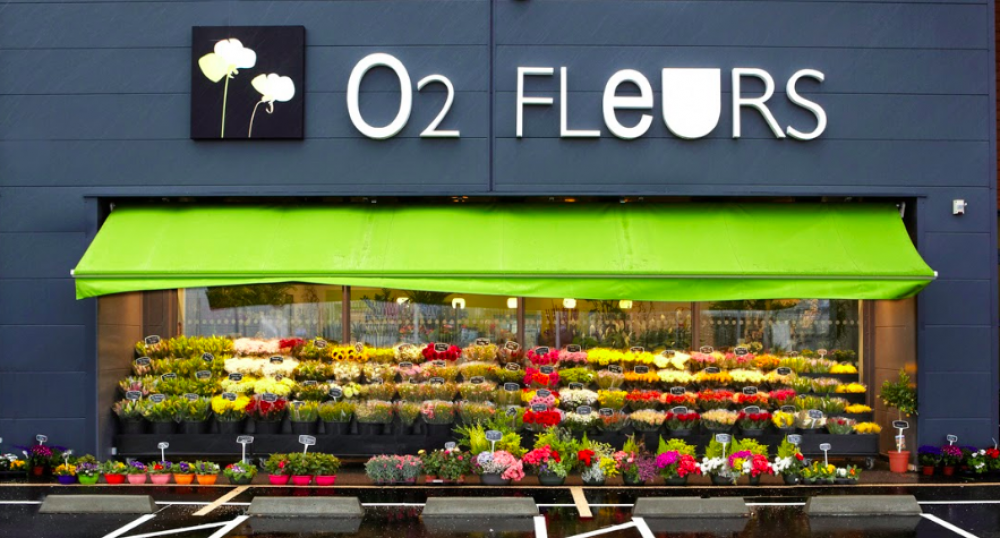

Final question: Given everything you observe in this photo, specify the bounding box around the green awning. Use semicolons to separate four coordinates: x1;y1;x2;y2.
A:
72;203;935;301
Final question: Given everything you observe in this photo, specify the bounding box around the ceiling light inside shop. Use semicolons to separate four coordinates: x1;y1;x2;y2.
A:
396;297;410;305
619;300;633;309
507;297;518;309
563;298;577;309
452;298;466;309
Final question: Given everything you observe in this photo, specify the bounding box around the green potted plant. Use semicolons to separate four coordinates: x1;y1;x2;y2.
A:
222;461;257;485
319;401;355;435
355;400;394;436
289;401;320;435
194;461;220;485
176;398;212;434
313;453;342;486
264;454;290;485
142;396;181;435
879;369;917;473
101;461;128;485
773;438;806;484
285;453;316;486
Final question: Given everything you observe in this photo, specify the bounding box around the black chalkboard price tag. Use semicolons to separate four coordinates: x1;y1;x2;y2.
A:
314;338;327;349
125;391;142;401
430;377;445;385
671;406;689;415
630;347;645;354
634;365;650;374
608;365;623;374
432;360;446;367
504;341;520;351
228;373;244;382
161;373;177;381
135;357;151;367
669;386;686;396
184;393;199;401
892;420;910;430
470;376;485;385
505;406;518;417
776;367;793;376
222;392;237;401
149;394;166;403
196;370;212;380
531;404;548;412
202;353;215;362
475;338;491;346
704;366;721;374
742;386;758;396
535;347;551;355
536;389;552;398
434;343;449;353
576;406;592;416
504;382;519;392
505;363;520;372
807;409;823;419
329;387;343;399
269;356;284;364
700;346;714;354
780;405;796;414
734;346;749;357
262;393;278;403
566;344;582;353
302;380;318;386
787;434;803;445
599;408;614;417
568;383;584;390
539;366;555;375
144;335;161;346
399;362;413;369
661;350;676;358
743;406;761;415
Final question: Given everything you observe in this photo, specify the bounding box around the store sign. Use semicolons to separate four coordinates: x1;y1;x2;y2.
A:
191;26;305;140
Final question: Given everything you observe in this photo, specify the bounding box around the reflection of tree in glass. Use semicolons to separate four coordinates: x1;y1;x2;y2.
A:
205;284;293;309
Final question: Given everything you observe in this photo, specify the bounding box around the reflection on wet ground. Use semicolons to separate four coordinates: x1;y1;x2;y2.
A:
1;485;999;538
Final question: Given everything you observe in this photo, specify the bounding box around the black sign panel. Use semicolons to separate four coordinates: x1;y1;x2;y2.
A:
196;370;212;380
539;366;555;374
599;408;614;417
202;353;215;362
608;365;623;374
262;393;278;402
505;363;520;372
144;335;161;346
568;383;584;390
470;376;485;385
269;356;284;364
222;392;237;401
704;367;721;374
776;367;793;376
504;382;520;392
504;341;521;351
535;347;551;355
566;344;582;353
434;343;450;352
430;377;445;385
149;394;166;403
135;357;152;367
634;365;650;374
161;373;177;381
536;389;552;398
669;386;686;396
742;386;758;396
475;338;491;346
228;373;244;382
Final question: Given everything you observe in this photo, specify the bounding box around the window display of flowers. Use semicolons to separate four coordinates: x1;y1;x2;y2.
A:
523;409;563;431
246;396;287;422
625;390;661;410
773;438;806;479
421;400;456;425
768;389;796;409
663;410;700;433
659;391;696;408
522;445;568;478
459;381;496;402
597;389;627;410
422;343;461;362
772;410;795;430
474;451;524;482
421;363;459;383
596;370;625;390
558;348;588;366
355;400;394;424
700;409;738;432
559;367;595;386
656;370;695;386
211;394;250;422
587;348;625;367
223;461;258;484
458;361;492;380
628;409;665;432
835;382;867;394
811;378;840;394
252;376;295;397
696;389;734;411
527;347;560;366
600;411;628;432
559;388;599;408
562;411;598;433
825;417;856;435
853;422;880;434
395;343;424;364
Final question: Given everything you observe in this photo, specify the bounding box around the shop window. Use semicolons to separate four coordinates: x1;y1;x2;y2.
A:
523;298;693;350
349;287;517;347
180;284;343;340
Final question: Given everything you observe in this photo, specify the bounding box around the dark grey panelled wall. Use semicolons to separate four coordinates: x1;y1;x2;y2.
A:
0;0;995;452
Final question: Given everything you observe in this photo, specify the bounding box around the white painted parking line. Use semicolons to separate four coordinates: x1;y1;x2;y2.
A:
360;502;426;506
920;500;1000;505
100;514;156;538
632;518;656;538
120;521;229;538
921;514;981;538
534;515;548;538
565;521;638;538
0;500;41;504
205;515;249;538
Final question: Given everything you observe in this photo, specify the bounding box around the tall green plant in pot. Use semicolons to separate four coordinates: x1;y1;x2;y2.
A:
879;369;917;473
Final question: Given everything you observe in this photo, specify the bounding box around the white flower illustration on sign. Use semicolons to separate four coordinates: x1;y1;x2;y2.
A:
198;39;257;138
248;73;296;138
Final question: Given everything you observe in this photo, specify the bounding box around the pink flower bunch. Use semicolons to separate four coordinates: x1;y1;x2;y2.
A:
529;393;557;409
558;350;588;365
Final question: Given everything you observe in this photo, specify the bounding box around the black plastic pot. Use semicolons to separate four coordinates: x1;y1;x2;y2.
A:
622;475;646;487
254;420;282;435
291;421;318;435
538;472;565;486
217;420;245;435
120;419;147;435
180;420;208;435
667;428;692;437
323;421;351;435
740;428;765;437
357;422;384;436
426;423;454;439
149;421;176;435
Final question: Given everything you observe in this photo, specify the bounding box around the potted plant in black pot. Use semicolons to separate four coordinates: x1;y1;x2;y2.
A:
289;401;320;435
212;394;249;434
319;401;355;435
113;399;147;435
176;397;211;434
142;395;180;435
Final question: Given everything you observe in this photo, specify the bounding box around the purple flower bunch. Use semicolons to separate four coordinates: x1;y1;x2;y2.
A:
940;445;964;466
634;455;659;482
77;462;100;477
175;462;193;475
127;460;147;475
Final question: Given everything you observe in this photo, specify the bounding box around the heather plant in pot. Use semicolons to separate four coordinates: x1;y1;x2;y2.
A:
879;369;917;473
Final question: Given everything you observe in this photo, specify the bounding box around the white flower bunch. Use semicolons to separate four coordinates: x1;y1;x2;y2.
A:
699;457;726;475
772;456;794;474
653;351;690;370
560;389;599;407
262;358;298;377
657;370;695;384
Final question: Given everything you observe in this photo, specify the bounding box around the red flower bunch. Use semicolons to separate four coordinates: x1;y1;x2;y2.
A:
577;449;595;467
526;348;560;366
676;454;701;478
769;389;796;407
524;368;559;388
736;411;771;429
987;448;1000;460
279;338;304;351
733;392;769;407
625;390;662;410
795;453;805;462
246;398;287;420
663;411;700;430
422;343;461;362
697;389;734;410
748;454;773;477
523;409;562;428
659;392;696;407
523;446;561;467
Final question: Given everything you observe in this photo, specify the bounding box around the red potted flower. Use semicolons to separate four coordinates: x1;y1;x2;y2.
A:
264;454;290;485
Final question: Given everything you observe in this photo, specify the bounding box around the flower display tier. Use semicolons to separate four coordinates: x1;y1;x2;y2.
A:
115;336;875;463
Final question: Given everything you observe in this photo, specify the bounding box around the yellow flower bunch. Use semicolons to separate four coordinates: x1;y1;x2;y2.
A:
835;383;867;394
597;389;627;409
657;370;695;385
772;410;795;428
830;363;858;374
211;394;250;415
623;372;659;385
220;375;257;394
53;464;77;477
394;343;424;363
653;351;690;370
623;351;656;366
599;456;620;477
853;422;881;434
728;369;765;385
844;404;872;413
364;347;396;364
752;354;781;370
695;370;733;387
9;460;25;470
587;348;625;366
252;376;296;397
330;345;368;362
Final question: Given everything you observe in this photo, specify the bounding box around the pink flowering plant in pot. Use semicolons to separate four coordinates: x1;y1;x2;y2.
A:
474;451;524;485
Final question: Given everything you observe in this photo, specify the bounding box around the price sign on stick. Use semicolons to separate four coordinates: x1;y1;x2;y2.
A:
568;383;584;390
893;420;909;452
787;434;803;446
157;442;169;462
444;442;457;451
36;435;48;445
314;338;327;349
506;406;518;418
485;430;503;452
947;435;958;445
819;443;832;467
237;436;254;463
715;434;731;457
135;357;151;367
62;449;73;467
670;386;686;396
202;353;214;363
475;338;490;346
672;406;689;415
299;435;316;454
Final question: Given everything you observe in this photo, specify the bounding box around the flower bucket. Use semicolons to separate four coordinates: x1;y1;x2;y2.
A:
150;474;171;485
323;421;351;436
174;474;194;485
711;474;735;486
315;475;337;486
291;421;318;435
537;473;565;486
622;475;645;487
941;465;955;477
228;476;253;485
195;474;218;485
127;474;148;485
269;474;290;485
921;466;935;476
78;475;100;486
664;476;688;486
888;451;910;474
291;475;313;486
480;473;511;486
104;474;126;485
357;423;384;436
740;428;765;437
254;420;281;435
782;474;801;485
217;420;245;435
668;428;692;437
582;477;605;486
149;421;177;435
56;475;78;485
180;420;208;435
120;419;147;435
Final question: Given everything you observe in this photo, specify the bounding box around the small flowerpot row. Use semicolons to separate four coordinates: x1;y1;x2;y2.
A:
260;453;341;486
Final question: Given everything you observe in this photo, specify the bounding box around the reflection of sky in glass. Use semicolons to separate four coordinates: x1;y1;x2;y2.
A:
700;299;861;354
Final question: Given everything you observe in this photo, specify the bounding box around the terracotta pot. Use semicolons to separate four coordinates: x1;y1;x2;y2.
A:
127;474;148;485
315;475;337;486
291;475;313;486
942;465;955;476
104;474;126;485
196;474;218;485
31;466;45;477
888;451;910;474
921;466;935;476
268;474;290;485
173;474;194;485
150;474;171;485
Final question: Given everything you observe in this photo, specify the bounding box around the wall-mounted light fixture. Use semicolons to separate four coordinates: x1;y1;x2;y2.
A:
619;300;633;309
452;298;466;309
507;297;518;309
563;298;577;309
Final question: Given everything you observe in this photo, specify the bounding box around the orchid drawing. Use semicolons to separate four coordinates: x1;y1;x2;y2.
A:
248;73;296;138
198;38;257;138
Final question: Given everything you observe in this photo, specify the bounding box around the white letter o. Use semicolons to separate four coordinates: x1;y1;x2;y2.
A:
347;53;413;139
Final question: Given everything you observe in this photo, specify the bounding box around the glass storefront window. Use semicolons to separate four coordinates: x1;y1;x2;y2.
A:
699;299;861;361
180;284;343;340
523;298;693;350
349;288;518;347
